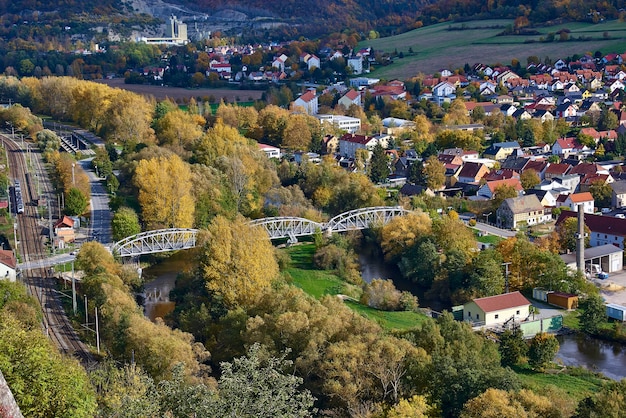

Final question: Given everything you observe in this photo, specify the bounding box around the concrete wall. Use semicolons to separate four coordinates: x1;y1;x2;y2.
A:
0;370;23;418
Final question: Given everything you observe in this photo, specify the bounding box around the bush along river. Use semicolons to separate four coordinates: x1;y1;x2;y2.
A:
140;243;626;380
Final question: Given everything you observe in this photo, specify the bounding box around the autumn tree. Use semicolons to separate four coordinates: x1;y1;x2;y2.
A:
198;215;279;308
380;211;432;262
589;180;612;208
435;129;483;151
111;207;142;241
282;113;313;151
154;109;205;157
102;89;155;146
579;294;606;334
134;153;195;229
557;217;590;252
442;98;470;126
520;169;540;189
422;155;445;190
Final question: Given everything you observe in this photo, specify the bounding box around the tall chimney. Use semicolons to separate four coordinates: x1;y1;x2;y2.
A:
576;204;585;273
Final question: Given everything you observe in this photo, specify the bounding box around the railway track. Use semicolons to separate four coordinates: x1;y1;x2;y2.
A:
3;135;93;364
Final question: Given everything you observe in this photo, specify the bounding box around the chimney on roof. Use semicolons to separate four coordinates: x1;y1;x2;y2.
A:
576;204;585;273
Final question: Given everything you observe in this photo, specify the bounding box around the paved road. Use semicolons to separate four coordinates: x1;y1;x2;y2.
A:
471;221;517;238
79;158;112;245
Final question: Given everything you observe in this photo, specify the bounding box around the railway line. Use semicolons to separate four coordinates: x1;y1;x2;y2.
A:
3;135;93;364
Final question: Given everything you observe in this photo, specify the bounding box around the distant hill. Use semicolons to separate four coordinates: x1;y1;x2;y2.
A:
0;0;127;15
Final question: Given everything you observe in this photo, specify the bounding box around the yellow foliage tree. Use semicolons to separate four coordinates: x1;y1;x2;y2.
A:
380;211;432;261
198;215;279;308
134;154;195;229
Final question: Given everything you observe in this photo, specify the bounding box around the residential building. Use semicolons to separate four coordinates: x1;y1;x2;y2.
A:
555;192;594;213
293;90;318;115
338;89;362;108
258;143;281;159
483;141;522;161
477;178;524;199
347;56;364;75
463;292;532;327
556;210;626;249
456;161;490;184
496;194;551;229
338;133;389;159
611;180;626;208
0;250;16;282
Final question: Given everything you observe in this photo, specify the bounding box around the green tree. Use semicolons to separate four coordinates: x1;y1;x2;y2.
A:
498;327;527;367
368;142;390;183
217;343;316;417
527;332;559;371
64;187;88;216
111;207;141;241
575;379;626;418
589;180;612;208
579;294;606;334
557;217;590;252
598;109;618;131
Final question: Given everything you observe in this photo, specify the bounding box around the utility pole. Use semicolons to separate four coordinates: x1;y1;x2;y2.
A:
48;197;54;254
71;261;76;315
95;306;100;354
502;262;511;293
84;295;88;325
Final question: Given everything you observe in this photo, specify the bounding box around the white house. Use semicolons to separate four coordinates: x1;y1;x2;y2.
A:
317;114;361;134
556;211;626;249
338;133;389;159
463;292;532;327
348;57;364;75
272;54;288;72
258;143;281;159
432;81;456;105
0;250;16;282
556;192;594;213
338;89;362;109
293;90;318;115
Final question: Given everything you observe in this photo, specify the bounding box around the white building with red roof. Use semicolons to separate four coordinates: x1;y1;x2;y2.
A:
338;89;362;109
258;143;281;159
463;291;531;327
556;192;594;213
0;250;17;282
293;90;319;115
338;133;389;159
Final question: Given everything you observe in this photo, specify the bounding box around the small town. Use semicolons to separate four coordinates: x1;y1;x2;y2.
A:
2;1;626;417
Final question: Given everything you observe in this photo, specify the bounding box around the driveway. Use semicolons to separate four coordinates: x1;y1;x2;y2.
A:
593;269;626;306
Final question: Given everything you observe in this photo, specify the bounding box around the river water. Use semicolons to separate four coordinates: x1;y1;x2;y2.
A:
142;246;626;380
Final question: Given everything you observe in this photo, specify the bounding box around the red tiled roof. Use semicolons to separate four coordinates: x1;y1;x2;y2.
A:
472;291;531;313
344;89;360;100
569;192;593;203
545;163;571;175
0;250;16;270
54;215;74;229
556;210;626;237
297;90;316;103
339;133;374;145
486;178;523;193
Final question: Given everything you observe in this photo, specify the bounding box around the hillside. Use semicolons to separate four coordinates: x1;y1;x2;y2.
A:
361;19;626;80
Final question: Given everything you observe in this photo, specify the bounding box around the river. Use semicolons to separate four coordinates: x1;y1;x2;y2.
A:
142;246;626;380
556;333;626;380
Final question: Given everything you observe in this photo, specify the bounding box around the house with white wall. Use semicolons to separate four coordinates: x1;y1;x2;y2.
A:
463;292;531;327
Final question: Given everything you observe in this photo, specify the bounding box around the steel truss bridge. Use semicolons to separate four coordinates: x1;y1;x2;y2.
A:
111;206;411;257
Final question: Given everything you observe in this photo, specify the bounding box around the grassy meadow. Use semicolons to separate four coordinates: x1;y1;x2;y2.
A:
282;244;429;330
361;19;626;80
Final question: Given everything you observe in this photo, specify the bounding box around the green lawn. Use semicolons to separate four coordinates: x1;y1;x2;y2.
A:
345;300;428;330
360;19;626;79
514;364;605;401
282;244;428;330
473;229;503;245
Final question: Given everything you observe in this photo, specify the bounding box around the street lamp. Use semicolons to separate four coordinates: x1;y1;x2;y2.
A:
483;212;492;224
94;164;98;178
71;163;75;186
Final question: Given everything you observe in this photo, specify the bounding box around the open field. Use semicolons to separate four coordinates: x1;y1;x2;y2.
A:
361;19;626;79
95;78;265;102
